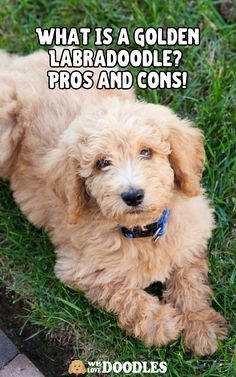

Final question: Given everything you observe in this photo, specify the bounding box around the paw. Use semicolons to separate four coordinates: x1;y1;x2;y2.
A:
134;304;184;347
183;308;227;356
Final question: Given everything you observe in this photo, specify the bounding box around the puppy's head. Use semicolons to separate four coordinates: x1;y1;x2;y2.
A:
46;98;204;227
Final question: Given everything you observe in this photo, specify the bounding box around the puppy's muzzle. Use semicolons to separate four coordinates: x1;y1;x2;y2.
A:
121;188;144;207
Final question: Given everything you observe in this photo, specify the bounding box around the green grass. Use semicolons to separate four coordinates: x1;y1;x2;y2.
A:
0;0;235;376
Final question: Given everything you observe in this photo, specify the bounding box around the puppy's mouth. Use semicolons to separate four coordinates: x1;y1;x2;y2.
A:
127;208;143;215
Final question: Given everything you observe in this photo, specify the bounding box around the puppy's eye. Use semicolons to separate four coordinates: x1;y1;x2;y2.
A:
139;148;152;159
96;159;112;170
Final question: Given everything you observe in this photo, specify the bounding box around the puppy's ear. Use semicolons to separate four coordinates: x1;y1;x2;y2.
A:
42;146;88;224
168;119;205;196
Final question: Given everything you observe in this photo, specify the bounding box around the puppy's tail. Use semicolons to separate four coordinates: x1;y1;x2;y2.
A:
0;67;23;179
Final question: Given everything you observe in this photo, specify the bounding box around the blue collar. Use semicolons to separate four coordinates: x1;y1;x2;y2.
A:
117;209;170;242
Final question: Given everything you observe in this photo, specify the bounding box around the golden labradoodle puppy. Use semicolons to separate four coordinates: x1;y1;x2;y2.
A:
0;49;226;356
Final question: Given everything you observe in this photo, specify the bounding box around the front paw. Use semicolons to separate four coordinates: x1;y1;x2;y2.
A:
183;308;227;356
133;304;184;347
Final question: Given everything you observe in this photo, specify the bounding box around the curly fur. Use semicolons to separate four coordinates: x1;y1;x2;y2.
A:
0;48;226;355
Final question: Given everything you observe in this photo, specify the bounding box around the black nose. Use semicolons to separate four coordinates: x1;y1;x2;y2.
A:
121;188;144;207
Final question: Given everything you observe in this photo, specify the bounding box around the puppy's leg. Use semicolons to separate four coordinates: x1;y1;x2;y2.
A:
55;252;183;346
163;254;226;355
0;76;22;179
83;283;183;347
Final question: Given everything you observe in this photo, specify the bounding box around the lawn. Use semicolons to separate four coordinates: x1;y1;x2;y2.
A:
0;1;235;376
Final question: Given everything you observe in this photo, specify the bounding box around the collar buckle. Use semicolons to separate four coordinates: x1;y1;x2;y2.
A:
152;225;162;242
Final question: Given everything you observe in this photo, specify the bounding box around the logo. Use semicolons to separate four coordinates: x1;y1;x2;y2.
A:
68;359;167;375
68;359;87;376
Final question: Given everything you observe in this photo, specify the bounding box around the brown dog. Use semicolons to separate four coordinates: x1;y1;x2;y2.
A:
0;49;226;355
